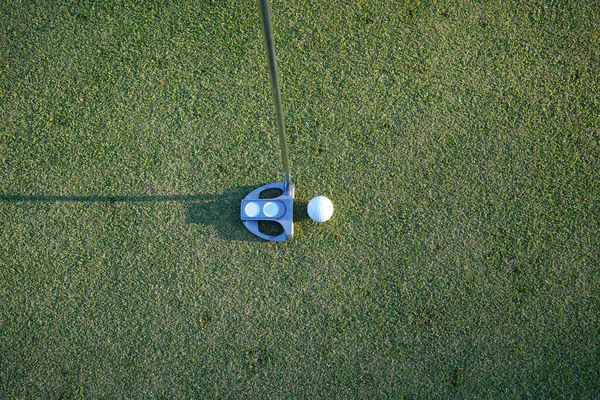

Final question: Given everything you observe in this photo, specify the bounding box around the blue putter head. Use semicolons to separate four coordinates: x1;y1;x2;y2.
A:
241;182;294;242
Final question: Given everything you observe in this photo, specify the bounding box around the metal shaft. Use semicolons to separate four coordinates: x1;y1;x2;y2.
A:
258;0;292;194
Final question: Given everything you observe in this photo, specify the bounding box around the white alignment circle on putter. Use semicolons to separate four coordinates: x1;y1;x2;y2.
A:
263;202;279;218
244;202;260;218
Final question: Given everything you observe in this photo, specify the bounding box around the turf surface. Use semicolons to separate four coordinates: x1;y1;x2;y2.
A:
1;0;599;397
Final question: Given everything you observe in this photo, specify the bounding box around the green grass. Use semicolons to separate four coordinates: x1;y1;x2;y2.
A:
1;0;599;397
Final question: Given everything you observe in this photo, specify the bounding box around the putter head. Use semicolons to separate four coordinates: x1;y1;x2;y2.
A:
241;182;294;242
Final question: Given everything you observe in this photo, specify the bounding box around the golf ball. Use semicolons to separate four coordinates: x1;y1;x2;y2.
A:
307;196;334;223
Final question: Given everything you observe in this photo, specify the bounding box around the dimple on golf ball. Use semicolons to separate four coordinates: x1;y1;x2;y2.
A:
307;196;334;223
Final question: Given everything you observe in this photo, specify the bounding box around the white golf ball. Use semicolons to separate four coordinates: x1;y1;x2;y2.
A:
307;196;334;223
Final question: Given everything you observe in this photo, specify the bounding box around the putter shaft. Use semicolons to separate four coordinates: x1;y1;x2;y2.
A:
258;0;291;194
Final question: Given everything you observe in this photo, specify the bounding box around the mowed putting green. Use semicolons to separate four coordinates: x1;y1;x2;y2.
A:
1;0;599;397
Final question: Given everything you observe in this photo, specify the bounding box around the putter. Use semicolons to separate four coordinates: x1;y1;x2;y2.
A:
241;0;294;241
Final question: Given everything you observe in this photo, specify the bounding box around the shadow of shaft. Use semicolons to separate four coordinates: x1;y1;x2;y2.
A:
0;187;256;241
0;194;210;203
